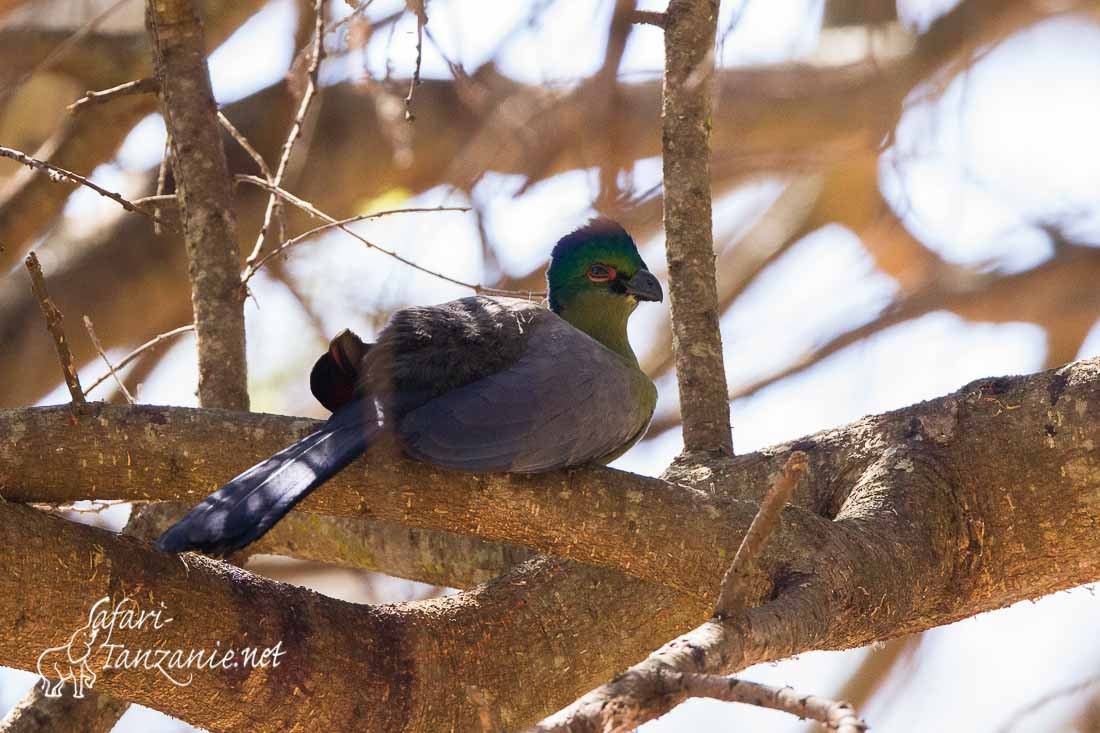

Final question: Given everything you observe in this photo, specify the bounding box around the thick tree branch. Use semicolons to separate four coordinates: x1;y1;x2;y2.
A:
1;358;1098;728
0;505;697;732
126;501;534;589
0;685;127;733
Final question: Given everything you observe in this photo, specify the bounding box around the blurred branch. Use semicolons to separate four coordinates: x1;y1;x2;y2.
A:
2;88;161;266
824;0;898;27
82;324;193;397
0;0;131;106
0;0;270;267
0;0;31;19
82;315;135;404
728;243;1100;402
996;676;1100;733
404;0;426;120
825;636;920;727
640;176;823;379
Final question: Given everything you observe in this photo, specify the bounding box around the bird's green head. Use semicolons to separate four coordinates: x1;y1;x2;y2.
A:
547;218;663;362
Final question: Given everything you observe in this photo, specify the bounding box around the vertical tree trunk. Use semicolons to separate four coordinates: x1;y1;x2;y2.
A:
147;0;249;410
661;0;731;457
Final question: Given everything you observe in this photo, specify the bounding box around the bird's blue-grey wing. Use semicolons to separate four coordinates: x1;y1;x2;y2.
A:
396;315;654;472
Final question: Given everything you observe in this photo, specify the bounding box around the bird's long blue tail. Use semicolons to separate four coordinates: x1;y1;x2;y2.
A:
156;401;377;556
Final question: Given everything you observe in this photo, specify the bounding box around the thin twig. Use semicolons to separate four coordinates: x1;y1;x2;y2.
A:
628;10;666;28
324;0;378;36
82;324;194;397
244;0;326;271
217;110;284;250
404;0;427;121
82;316;135;404
0;145;165;228
67;77;159;113
153;133;171;235
24;253;87;413
715;451;808;619
679;674;868;732
217;111;273;181
133;194;178;207
236;175;538;297
244;206;470;284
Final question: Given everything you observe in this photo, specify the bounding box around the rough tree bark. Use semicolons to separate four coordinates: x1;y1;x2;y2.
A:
0;686;127;733
661;0;732;457
2;356;1100;728
146;0;248;410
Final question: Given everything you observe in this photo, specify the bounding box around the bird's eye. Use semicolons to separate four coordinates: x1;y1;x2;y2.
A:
587;264;616;282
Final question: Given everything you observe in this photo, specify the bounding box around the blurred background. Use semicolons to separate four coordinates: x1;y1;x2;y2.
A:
1;0;1099;730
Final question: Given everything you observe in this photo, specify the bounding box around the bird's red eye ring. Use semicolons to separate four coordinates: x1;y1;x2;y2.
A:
587;264;616;282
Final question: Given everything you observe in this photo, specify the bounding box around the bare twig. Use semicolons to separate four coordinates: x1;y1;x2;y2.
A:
0;145;165;227
24;253;86;412
244;0;326;274
153;133;172;235
82;316;135;404
244;206;470;284
217;111;273;180
404;0;427;121
133;194;178;207
236;175;538;297
679;674;868;732
82;324;194;398
715;451;808;619
628;9;666;28
67;77;159;113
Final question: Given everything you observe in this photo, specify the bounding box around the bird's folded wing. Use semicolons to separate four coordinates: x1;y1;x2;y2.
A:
396;319;652;473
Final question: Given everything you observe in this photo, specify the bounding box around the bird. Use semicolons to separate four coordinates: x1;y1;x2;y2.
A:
156;218;663;556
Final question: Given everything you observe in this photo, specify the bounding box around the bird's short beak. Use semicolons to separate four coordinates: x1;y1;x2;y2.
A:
625;269;663;302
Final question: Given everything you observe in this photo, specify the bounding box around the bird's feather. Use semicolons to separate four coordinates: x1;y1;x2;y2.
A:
155;401;378;556
395;301;656;472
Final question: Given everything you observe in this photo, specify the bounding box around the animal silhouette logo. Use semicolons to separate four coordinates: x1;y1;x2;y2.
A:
36;612;101;698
